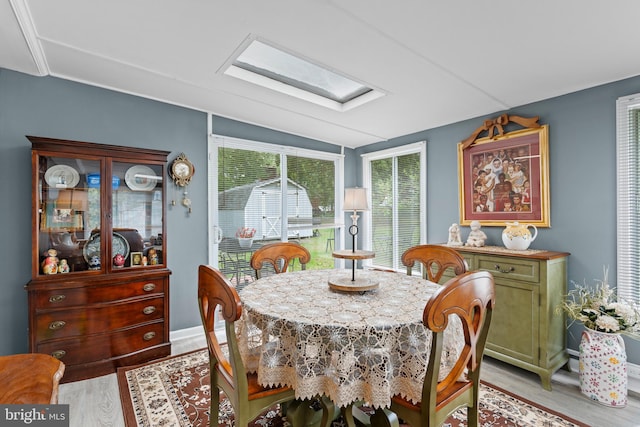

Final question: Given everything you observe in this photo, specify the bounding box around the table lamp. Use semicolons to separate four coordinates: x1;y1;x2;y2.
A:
343;187;368;253
327;187;376;289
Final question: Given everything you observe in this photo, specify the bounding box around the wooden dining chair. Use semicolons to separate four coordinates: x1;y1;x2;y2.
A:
375;270;495;427
198;265;337;427
250;242;311;279
0;353;65;404
401;244;467;283
198;265;297;427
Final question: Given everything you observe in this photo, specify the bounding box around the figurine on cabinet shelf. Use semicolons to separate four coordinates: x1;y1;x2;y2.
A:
88;255;101;270
113;253;125;268
148;248;159;265
447;223;463;246
57;259;70;274
41;249;59;274
465;220;487;247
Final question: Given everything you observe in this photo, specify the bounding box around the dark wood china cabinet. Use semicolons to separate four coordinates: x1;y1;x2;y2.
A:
26;136;171;383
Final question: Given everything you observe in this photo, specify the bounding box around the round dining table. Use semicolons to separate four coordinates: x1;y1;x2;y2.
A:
237;268;464;410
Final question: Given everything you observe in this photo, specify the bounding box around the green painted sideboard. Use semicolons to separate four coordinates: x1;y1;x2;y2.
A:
442;245;570;390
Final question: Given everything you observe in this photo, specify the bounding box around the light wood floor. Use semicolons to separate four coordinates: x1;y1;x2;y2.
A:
59;335;639;427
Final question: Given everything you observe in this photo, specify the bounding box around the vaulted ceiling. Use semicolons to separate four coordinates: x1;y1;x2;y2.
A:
2;0;640;148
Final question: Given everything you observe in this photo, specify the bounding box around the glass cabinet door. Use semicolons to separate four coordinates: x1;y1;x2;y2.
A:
111;161;164;269
36;155;165;275
37;155;101;275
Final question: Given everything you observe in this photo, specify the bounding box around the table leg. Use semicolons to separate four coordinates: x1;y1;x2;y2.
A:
342;404;357;427
286;397;339;427
370;408;399;427
319;396;339;427
286;399;321;427
343;404;399;427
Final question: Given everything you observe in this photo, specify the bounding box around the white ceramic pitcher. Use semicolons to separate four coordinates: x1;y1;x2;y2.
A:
502;221;537;250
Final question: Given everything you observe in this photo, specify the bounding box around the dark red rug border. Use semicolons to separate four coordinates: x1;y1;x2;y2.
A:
117;349;590;427
117;348;206;427
481;381;590;427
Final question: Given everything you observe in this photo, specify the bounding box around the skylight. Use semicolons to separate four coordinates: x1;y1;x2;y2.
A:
223;39;384;112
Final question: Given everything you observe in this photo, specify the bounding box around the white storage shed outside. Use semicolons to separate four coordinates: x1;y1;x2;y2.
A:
218;178;313;241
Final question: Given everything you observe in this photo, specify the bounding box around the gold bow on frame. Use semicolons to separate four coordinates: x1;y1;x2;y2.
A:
460;114;540;150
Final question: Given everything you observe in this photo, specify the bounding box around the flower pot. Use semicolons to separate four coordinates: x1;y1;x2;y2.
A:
579;328;627;407
238;237;253;249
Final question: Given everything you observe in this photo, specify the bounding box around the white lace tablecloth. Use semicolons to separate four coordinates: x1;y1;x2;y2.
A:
237;269;464;409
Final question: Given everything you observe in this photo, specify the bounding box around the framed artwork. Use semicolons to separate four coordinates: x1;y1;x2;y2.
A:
457;124;550;227
130;252;143;266
40;205;84;230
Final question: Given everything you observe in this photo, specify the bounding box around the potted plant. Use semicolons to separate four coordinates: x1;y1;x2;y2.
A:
558;266;640;407
236;227;256;248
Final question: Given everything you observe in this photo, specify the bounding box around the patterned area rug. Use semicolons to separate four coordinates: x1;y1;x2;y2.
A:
117;349;588;427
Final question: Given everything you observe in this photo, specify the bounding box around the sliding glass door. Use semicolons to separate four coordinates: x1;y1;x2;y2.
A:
209;134;343;285
363;142;426;271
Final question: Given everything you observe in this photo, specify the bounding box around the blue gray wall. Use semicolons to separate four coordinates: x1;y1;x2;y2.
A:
1;67;638;364
357;77;640;363
0;69;208;354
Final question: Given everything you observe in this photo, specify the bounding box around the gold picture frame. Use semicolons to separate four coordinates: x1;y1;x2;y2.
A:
458;125;550;227
130;251;143;266
40;205;84;231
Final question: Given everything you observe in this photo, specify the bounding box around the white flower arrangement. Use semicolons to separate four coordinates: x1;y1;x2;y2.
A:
558;266;640;334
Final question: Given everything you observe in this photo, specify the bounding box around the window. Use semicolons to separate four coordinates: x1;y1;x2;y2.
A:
208;133;344;284
617;93;640;303
223;38;384;111
362;142;426;271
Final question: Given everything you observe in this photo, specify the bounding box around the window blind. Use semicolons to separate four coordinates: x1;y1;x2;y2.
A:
211;134;343;276
365;143;425;271
616;93;640;303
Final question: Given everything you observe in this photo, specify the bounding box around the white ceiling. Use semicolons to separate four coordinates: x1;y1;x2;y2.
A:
2;0;640;148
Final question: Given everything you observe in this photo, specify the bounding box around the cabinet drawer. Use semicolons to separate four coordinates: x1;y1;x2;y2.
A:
32;279;165;309
36;321;165;365
476;255;540;283
34;296;164;341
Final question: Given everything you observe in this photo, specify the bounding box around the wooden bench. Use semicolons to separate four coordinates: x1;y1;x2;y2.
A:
0;354;65;404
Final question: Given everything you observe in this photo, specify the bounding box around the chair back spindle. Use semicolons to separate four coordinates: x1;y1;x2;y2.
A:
401;244;468;283
250;242;311;279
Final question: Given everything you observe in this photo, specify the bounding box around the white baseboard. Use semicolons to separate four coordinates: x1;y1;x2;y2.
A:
170;325;225;345
170;325;203;342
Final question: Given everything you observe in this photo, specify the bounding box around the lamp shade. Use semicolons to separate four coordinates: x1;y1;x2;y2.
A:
344;188;369;211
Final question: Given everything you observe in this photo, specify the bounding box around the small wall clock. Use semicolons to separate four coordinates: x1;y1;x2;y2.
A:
169;153;195;213
169;153;195;187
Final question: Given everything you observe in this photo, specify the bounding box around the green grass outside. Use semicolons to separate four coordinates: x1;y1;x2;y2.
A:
298;228;336;270
220;228;337;284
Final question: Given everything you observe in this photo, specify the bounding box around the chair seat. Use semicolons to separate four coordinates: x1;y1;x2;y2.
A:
435;380;472;410
247;371;293;400
391;380;472;412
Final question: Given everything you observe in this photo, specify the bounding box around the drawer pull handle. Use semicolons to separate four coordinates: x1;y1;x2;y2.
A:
49;295;66;303
143;283;156;292
494;264;515;274
143;306;156;315
49;321;66;330
51;350;66;359
143;331;156;341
